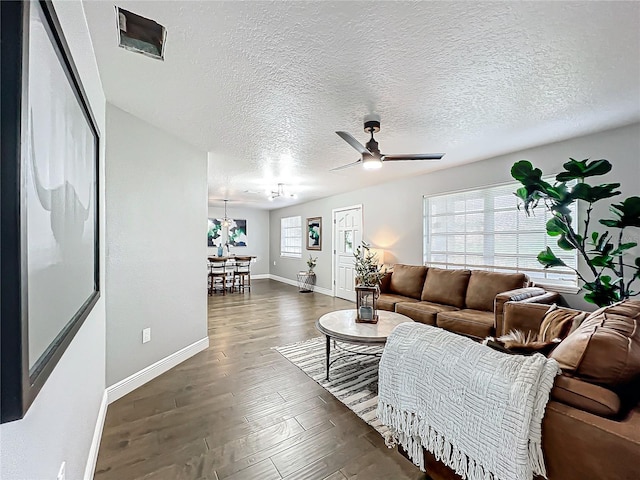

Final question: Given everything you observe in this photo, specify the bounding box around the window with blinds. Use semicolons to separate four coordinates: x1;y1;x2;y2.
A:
423;182;578;288
280;216;302;258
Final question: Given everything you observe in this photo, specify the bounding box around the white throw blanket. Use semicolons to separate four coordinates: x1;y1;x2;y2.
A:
377;323;559;480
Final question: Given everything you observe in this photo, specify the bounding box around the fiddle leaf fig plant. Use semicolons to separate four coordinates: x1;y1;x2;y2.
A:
511;158;640;307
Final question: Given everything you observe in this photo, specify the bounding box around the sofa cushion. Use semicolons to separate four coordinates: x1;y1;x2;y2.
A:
379;272;392;293
550;300;640;388
421;267;470;308
551;375;621;417
378;293;419;312
436;309;494;339
389;264;428;300
465;270;528;312
396;301;459;326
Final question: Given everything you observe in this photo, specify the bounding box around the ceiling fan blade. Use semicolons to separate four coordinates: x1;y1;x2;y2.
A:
330;159;362;171
381;153;445;161
336;131;371;155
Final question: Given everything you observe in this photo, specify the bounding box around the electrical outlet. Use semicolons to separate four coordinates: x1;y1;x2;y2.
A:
273;261;276;266
142;328;151;344
57;461;66;480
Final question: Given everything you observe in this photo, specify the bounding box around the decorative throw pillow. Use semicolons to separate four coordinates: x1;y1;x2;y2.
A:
484;330;560;355
538;304;588;343
483;305;586;356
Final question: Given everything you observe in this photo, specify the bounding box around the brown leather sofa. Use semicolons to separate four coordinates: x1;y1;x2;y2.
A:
378;264;558;339
415;300;640;480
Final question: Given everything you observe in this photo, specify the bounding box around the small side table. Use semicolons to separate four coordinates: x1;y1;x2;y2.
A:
297;271;316;293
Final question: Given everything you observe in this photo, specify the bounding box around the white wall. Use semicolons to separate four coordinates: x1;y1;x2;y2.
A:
269;123;640;310
105;104;208;387
0;2;107;479
207;205;270;275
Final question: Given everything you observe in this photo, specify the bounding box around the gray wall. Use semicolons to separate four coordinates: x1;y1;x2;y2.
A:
105;104;208;386
0;2;107;479
269;123;640;310
207;205;270;275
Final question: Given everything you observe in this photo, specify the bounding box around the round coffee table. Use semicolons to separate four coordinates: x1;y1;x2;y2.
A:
315;309;413;380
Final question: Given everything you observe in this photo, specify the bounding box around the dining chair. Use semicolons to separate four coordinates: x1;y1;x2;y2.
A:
232;256;252;292
208;258;227;295
224;257;237;292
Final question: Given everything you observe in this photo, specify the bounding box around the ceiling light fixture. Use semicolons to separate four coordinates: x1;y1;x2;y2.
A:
221;199;230;227
268;183;297;201
362;153;383;170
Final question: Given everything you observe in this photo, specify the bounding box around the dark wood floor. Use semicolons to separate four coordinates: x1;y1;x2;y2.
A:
94;279;427;480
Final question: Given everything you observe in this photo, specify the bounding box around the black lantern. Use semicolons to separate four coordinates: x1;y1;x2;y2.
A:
356;285;379;323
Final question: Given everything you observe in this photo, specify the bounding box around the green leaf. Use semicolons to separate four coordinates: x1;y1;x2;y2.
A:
636;258;640;268
546;216;568;236
571;183;621;203
589;184;621;202
611;242;638;256
511;161;540;182
515;187;529;202
557;235;575;250
590;255;613;267
599;219;619;228
608;196;640;228
556;158;612;181
582;279;620;307
590;231;599;245
537;247;567;268
596;231;610;251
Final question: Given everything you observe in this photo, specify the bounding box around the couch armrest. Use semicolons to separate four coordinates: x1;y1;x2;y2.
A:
494;288;561;336
379;271;392;293
502;301;552;336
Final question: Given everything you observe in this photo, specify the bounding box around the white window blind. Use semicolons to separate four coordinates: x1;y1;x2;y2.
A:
280;216;302;258
423;182;578;288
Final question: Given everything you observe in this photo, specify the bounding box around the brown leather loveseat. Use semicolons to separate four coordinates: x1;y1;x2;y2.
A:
378;264;558;339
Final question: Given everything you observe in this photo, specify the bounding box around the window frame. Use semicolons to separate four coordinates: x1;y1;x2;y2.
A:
280;215;302;258
423;179;579;293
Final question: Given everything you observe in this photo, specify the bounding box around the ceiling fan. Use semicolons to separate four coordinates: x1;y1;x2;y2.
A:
332;115;445;171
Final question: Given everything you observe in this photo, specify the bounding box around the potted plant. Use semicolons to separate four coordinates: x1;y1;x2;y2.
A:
353;242;386;323
307;254;317;273
511;158;640;307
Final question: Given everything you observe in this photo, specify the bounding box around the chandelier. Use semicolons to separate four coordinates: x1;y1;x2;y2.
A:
268;183;297;201
221;199;230;227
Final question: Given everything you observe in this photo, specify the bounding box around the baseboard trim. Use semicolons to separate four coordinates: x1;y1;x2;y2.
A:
269;274;334;297
251;273;269;280
106;336;209;404
83;390;108;480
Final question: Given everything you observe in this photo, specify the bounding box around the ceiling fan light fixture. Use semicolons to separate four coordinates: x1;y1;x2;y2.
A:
362;155;383;170
334;116;444;171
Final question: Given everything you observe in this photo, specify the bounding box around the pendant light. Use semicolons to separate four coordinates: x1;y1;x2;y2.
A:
222;199;230;227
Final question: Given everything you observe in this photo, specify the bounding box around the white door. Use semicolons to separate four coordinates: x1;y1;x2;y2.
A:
333;205;363;301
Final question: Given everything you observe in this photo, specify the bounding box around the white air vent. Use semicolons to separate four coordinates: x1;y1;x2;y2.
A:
115;7;166;60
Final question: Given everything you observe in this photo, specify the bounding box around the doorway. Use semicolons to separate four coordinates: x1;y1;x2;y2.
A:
332;205;363;301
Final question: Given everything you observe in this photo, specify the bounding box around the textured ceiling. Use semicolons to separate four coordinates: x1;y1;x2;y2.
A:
83;1;640;209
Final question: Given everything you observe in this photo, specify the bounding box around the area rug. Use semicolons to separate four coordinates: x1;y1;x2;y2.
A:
274;337;389;438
